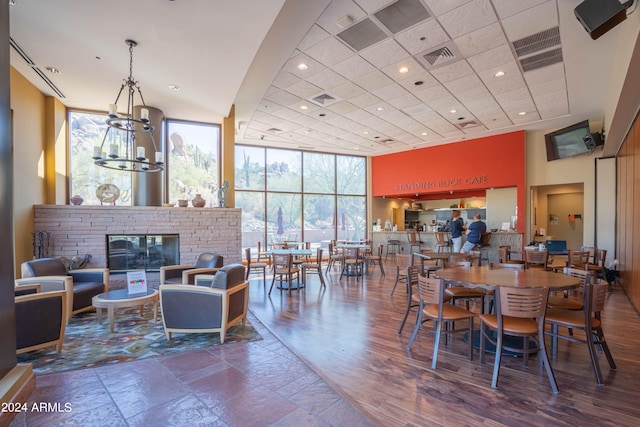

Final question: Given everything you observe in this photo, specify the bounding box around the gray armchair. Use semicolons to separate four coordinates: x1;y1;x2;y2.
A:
15;287;67;354
159;264;248;343
16;257;109;324
160;252;223;285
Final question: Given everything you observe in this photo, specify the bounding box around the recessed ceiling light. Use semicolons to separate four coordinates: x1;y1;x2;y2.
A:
297;63;308;70
449;109;457;114
363;131;369;135
304;129;312;134
376;107;384;111
45;66;60;74
168;84;180;91
494;70;506;77
398;66;410;74
421;132;427;136
518;111;527;116
300;105;308;110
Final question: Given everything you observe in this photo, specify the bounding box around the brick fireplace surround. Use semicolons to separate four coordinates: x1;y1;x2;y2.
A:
33;205;242;268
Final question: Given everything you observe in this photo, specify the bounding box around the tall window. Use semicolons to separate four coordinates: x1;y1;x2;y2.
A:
166;120;220;205
235;145;366;251
69;111;132;205
69;112;220;206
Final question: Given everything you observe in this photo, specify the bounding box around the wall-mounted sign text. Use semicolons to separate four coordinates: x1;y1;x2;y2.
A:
394;175;488;192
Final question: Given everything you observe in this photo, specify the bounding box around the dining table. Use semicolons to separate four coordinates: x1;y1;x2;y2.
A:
434;265;580;356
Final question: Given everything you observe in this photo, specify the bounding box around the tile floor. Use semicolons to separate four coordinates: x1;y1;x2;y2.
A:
9;312;374;427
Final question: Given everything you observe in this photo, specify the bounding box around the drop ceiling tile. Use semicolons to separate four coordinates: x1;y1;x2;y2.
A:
476;61;521;85
353;69;395;91
256;100;283;114
330;81;367;99
539;98;569;120
437;0;497;39
528;77;566;97
467;45;515;74
354;0;396;14
316;0;368;35
371;82;409;100
501;1;557;42
305;37;356;67
455;22;508;59
429;60;474;84
495;88;535;111
263;85;280;98
283;53;325;78
349;92;382;108
492;0;550;20
402;103;432;115
397;71;440;90
345;108;380;124
326;100;360;115
413;84;451;104
298;24;332;51
522;62;564;86
360;39;408;68
394;19;450;55
386;93;422;109
305;68;348;89
364;101;394;116
271;107;303;121
271;72;302;90
443;74;483;95
333;55;376;80
284;80;323;99
465;98;502;116
380;57;425;81
485;73;527;97
423;0;473;16
264;89;302;107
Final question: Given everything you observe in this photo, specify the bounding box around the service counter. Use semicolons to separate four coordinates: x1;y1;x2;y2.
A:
371;231;523;264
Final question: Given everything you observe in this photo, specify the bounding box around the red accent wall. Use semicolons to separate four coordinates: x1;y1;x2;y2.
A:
372;131;526;230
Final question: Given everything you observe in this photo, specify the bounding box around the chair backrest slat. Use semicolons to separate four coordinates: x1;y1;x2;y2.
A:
497;287;549;318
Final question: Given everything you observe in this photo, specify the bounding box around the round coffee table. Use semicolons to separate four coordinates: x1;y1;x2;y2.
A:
92;289;158;332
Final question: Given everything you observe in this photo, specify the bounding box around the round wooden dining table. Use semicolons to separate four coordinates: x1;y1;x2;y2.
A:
435;265;580;290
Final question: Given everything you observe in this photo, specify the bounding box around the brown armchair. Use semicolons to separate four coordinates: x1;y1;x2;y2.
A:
159;264;248;343
16;257;109;324
15;287;67;354
160;253;223;285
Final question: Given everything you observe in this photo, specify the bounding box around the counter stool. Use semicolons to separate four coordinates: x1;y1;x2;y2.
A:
386;239;401;260
435;232;452;253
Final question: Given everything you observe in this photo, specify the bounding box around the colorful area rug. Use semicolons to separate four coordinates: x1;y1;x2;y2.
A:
17;308;262;376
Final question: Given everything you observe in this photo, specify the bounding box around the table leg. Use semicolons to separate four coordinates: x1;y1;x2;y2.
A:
96;307;103;324
108;306;116;333
153;298;158;323
139;304;144;317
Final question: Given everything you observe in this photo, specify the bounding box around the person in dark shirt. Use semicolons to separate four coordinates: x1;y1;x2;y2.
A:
450;210;465;252
461;213;486;253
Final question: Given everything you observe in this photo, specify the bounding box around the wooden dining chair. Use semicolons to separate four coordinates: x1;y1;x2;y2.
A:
444;255;485;312
567;250;591;270
407;230;422;253
245;247;267;288
269;253;299;296
524;249;549;270
340;247;363;279
391;253;413;296
397;265;421;335
479;286;558;393
301;247;325;288
364;244;385;276
407;275;474;369
434;232;452;253
545;281;616;386
546;268;589;311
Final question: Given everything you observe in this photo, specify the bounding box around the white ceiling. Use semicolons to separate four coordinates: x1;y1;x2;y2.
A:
8;0;632;156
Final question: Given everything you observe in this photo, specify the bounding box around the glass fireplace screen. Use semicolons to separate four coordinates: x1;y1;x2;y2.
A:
107;234;179;272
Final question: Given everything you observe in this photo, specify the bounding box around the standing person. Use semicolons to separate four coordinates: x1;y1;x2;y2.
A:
450;210;465;252
461;213;486;253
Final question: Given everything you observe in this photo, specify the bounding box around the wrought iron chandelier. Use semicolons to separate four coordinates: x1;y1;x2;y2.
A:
93;39;163;172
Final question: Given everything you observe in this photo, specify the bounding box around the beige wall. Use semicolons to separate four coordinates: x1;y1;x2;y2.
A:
10;67;47;273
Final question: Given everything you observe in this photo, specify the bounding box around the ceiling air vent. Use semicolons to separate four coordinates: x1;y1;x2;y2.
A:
307;91;341;107
416;42;462;70
512;27;561;57
454;120;482;130
10;37;65;98
337;18;387;51
374;0;432;34
266;127;283;133
519;48;563;72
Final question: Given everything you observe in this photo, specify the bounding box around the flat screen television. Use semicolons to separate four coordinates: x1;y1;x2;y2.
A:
545;120;592;161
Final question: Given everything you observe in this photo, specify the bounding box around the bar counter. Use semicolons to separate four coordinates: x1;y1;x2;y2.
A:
371;231;523;264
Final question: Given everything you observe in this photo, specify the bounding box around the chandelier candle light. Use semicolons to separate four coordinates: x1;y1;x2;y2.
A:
93;40;164;172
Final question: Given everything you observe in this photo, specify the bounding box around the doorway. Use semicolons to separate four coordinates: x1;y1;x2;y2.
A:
531;183;584;249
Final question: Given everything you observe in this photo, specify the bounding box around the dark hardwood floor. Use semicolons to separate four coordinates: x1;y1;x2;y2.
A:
249;259;640;427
